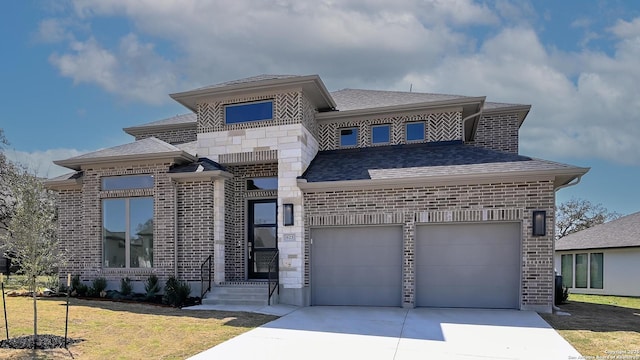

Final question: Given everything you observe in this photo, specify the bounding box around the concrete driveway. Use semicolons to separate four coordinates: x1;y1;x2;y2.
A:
188;307;580;360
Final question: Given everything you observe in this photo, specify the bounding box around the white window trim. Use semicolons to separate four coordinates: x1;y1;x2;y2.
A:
371;124;391;145
405;121;426;142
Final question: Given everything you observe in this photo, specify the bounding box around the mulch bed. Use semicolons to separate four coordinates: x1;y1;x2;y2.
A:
0;334;83;349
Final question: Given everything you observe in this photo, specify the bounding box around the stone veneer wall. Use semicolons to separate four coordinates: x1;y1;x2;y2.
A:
57;162;178;289
223;163;278;281
132;126;197;145
303;179;556;311
317;111;462;151
176;180;215;281
471;113;520;154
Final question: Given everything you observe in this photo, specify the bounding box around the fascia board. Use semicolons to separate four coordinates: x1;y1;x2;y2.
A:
123;122;196;136
168;170;233;182
44;178;83;191
297;167;589;192
316;97;486;121
482;105;531;128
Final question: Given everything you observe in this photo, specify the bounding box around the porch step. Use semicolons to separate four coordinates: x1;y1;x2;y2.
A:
202;283;277;306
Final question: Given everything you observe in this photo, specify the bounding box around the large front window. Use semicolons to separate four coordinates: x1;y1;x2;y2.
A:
560;252;604;290
103;197;154;268
225;100;273;124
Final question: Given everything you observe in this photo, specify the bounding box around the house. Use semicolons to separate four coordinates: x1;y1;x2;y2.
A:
555;211;640;297
45;74;588;313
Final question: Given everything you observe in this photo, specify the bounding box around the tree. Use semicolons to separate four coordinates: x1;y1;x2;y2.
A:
0;129;17;232
556;198;622;239
0;131;62;346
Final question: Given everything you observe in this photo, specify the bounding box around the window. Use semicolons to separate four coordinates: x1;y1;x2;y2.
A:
246;177;278;190
561;252;604;289
225;100;273;124
406;122;425;142
561;254;573;288
340;128;358;147
102;175;154;191
103;197;154;268
372;124;390;144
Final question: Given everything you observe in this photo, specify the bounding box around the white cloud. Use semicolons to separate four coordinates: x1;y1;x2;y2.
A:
3;149;86;179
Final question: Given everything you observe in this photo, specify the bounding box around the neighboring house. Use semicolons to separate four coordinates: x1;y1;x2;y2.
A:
45;74;588;313
555;211;640;297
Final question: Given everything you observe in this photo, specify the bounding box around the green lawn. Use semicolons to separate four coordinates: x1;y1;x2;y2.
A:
541;294;640;358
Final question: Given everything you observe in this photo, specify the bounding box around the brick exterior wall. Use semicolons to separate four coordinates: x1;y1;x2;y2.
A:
471;112;520;154
132;126;196;145
176;180;215;281
223;163;278;281
303;179;556;311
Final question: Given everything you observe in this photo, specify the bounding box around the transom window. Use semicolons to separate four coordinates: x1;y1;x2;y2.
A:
225;100;273;124
372;124;390;144
246;177;278;190
103;197;154;268
102;175;154;190
561;253;603;289
406;122;425;142
340;128;358;147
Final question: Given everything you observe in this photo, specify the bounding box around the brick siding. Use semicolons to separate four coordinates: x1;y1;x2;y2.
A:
471;113;520;154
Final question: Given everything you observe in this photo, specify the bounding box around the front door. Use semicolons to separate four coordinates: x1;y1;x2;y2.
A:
248;199;278;279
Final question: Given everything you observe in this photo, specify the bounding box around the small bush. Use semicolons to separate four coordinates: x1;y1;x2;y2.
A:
71;275;88;297
561;286;570;304
163;276;191;307
144;274;161;299
120;277;132;296
90;277;108;297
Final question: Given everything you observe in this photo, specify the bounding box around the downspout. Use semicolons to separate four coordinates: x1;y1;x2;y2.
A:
461;109;483;142
173;180;178;278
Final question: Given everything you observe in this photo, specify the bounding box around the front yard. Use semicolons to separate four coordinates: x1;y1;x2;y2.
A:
0;296;277;359
541;294;640;358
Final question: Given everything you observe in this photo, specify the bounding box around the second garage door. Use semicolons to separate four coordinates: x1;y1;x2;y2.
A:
416;222;521;309
311;226;402;306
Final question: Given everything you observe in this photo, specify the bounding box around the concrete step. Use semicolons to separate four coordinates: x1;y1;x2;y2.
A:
202;283;278;306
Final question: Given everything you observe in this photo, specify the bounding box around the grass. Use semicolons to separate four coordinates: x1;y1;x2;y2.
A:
541;294;640;358
0;296;277;359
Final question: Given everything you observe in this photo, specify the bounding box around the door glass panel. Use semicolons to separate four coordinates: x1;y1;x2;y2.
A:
561;254;573;288
253;202;276;225
590;253;603;289
253;251;275;273
254;227;276;248
575;253;588;288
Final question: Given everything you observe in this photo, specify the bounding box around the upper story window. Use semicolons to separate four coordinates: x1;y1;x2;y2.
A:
225;100;273;124
406;122;425;142
102;175;154;191
340;128;358;147
247;177;278;190
372;124;391;144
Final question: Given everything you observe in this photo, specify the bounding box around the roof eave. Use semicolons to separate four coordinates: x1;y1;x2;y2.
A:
482;105;532;128
123;121;197;136
44;178;83;191
168;170;233;182
54;151;197;171
316;96;487;121
298;167;590;192
170;75;336;112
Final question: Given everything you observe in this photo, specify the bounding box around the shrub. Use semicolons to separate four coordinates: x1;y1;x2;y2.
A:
90;277;108;297
144;274;161;299
120;277;133;296
163;276;191;307
71;274;88;297
561;286;570;304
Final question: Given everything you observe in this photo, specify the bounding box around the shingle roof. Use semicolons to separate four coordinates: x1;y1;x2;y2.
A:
169;158;226;173
300;141;581;183
556;211;640;250
174;141;197;156
194;74;299;91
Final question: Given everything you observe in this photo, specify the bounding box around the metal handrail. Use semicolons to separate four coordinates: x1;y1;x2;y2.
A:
267;250;279;305
200;254;212;301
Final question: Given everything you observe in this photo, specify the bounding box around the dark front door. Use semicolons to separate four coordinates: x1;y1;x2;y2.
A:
248;199;278;279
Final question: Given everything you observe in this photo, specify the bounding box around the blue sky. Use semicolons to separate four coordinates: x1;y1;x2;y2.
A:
1;0;639;215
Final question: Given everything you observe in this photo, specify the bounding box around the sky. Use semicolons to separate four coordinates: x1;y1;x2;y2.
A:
1;0;639;216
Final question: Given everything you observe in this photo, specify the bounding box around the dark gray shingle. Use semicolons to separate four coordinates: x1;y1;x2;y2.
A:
556;211;640;250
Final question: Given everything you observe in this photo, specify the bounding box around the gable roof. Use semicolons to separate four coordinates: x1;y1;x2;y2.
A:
54;137;196;170
556;211;640;251
299;141;588;190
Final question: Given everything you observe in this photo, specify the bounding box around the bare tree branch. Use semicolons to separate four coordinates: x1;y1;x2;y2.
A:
556;198;622;239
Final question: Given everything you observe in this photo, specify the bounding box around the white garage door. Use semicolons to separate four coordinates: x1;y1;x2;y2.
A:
311;226;403;306
416;222;521;309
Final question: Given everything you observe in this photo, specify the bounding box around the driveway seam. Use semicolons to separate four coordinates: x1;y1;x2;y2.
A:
393;309;410;360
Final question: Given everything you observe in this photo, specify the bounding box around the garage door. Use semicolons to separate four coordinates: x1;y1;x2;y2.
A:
416;222;520;309
311;226;402;306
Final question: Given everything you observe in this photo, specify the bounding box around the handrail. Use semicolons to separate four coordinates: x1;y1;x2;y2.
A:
267;250;279;305
200;254;212;301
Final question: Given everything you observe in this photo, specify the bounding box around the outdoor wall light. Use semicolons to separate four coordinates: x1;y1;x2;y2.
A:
532;210;546;236
284;204;294;226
